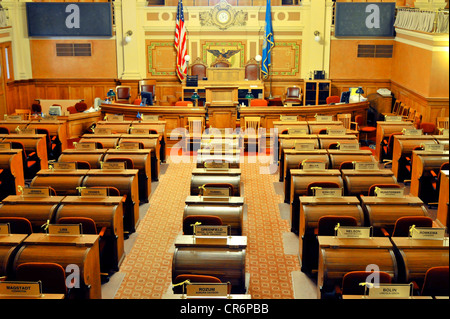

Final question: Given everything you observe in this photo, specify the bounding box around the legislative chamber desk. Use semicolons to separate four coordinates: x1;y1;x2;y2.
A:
375;121;416;161
341;169;397;196
0;119;31;133
13;233;101;299
130;120;167;162
0;133;49;171
327;149;375;169
27;118;68;153
58;148;107;169
190;168;241;196
0;234;28;280
436;170;449;229
0;149;25;200
317;236;396;298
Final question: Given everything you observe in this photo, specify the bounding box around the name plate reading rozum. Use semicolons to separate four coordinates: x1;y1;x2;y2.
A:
410;227;446;240
186;283;228;298
195;225;229;237
314;188;342;198
80;187;108;198
295;142;315;151
336;226;371;238
385;115;403;122
423;143;444;152
22;187;50;198
375;188;404;198
354;162;379;170
315;115;333;122
47;224;82;236
0;223;11;235
0;281;42;298
102;161;125;170
367;284;412;299
53;162;77;170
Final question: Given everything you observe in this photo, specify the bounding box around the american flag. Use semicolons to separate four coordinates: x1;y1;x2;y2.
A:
175;0;187;81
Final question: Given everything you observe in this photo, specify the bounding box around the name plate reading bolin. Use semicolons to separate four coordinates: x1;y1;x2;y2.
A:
280;116;297;122
337;226;371;238
295;142;315;151
315;115;333;122
204;162;229;170
119;142;140;150
375;188;404;198
53;162;77;170
186;283;228;298
327;128;347;136
195;225;229;237
0;143;11;150
423;143;444;152
314;188;342;198
289;128;308;135
0;223;11;235
410;227;446;240
367;284;412;299
302;161;326;171
0;282;42;298
385;115;403;122
354;162;379;170
75;142;96;150
129;128;149;135
47;224;82;236
22;187;50;198
102;161;125;170
95;127;112;135
339;143;360;151
80;187;108;198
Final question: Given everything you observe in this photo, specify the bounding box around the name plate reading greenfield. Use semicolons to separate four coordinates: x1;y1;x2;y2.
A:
129;128;149;135
327;128;347;135
186;283;228;298
385;115;403;122
75;142;97;150
314;188;343;198
0;223;11;235
375;187;404;198
354;162;379;170
47;224;82;236
339;143;360;151
315;115;333;122
53;162;77;170
289;128;308;135
80;187;108;198
295;142;315;151
95;127;112;135
367;284;412;299
0;143;11;150
302;161;326;171
336;226;371;238
22;187;50;198
280;115;297;121
195;225;229;237
0;282;42;298
410;227;446;240
422;143;444;152
102;161;125;170
204;162;229;170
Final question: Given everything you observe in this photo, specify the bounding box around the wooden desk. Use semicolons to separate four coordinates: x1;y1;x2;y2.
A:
318;135;359;149
289;169;344;234
30;169;89;196
0;120;31;134
282;149;330;201
184;195;245;236
410;150;449;203
278;135;320;179
327;149;375;169
27;119;69;153
1;134;49;171
434;135;449;150
341;169;397;196
59;111;101;139
375;121;415;162
190;168;241;196
360;196;428;236
0;149;25;200
391;135;437;182
55;196;125;273
58;149;107;169
0;234;28;279
436;170;449;229
14;233;102;299
130;120;167;162
0;195;65;233
299;196;364;272
317;236;396;299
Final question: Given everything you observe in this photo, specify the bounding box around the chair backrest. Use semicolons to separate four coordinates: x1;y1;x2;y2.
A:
244;117;260;132
16;262;67;295
0;127;9;134
183;215;223;235
31;102;42;114
139;80;156;96
326;96;340;104
306;181;340;196
211;56;231;68
419;122;436;135
368;183;402;196
75;161;91;170
0;217;33;235
74;102;88;112
14;109;31;120
437;117;449;130
392;216;433;237
250;99;268;107
187;117;204;134
339;161;355;171
116;86;131;102
317;215;358;236
105;157;134;169
341;271;392;295
391;100;401;115
245;59;260;80
67;106;78;114
190;58;207;79
337;113;352;129
421;266;449;297
175;101;194;107
57;216;98;235
354;114;364;127
286;87;301;99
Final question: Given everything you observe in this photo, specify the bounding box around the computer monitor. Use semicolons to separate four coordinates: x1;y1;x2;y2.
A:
340;91;350;103
140;92;153;106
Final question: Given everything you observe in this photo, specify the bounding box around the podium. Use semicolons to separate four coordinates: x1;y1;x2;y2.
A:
205;86;239;129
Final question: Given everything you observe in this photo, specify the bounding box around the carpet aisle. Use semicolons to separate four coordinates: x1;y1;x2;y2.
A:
114;155;300;299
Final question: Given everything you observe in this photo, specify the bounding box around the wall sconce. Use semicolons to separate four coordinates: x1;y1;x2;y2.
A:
124;30;133;44
314;31;321;42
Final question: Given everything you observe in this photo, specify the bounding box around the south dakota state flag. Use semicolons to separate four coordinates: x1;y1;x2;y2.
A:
261;0;274;80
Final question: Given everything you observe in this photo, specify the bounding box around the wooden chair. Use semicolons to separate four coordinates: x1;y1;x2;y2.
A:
139;80;157;104
185;117;205;151
115;86;132;103
283;86;302;105
182;215;223;236
0;217;33;235
326;96;340;104
419;122;436;135
382;100;402;117
337;113;358;132
15;262;68;296
244;117;261;133
175;101;193;107
336;271;392;297
190;57;207;79
381;216;433;237
13;109;31;120
244;58;260;80
420;266;449;297
211;56;231;68
437;117;449;132
250;99;268;107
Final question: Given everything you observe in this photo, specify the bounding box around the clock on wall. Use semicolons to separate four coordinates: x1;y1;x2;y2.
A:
200;0;247;30
216;9;231;25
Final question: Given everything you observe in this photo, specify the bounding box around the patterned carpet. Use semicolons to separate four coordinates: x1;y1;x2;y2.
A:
114;152;300;299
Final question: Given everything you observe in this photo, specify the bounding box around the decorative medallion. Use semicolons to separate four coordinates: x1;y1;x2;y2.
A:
199;0;247;30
